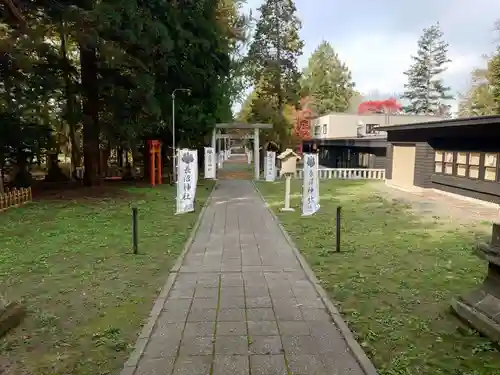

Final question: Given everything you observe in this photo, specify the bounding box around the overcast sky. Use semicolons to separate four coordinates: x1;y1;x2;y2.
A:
238;0;500;112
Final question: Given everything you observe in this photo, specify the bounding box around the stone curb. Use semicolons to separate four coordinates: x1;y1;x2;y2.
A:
252;181;379;375
119;183;216;375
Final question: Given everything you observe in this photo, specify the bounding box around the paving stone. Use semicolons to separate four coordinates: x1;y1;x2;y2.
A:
247;321;279;336
162;299;192;312
123;180;368;375
319;352;365;375
195;287;219;299
220;286;245;296
221;274;243;282
213;355;249;375
214;335;249;355
217;321;247;335
274;307;303;321
218;308;246;322
183;322;215;337
282;335;322;356
172;355;212;375
249;355;287;375
249;336;283;355
269;288;295;299
191;298;218;309
287;354;327;375
294;297;324;308
245;286;270;297
246;308;275;321
179;336;214;356
310;325;352;354
219;295;246;308
187;308;217;322
135;357;175;375
197;276;220;288
171;282;196;293
300;308;332;321
154;308;189;324
278;321;311;336
246;296;272;308
242;266;264;273
151;322;184;337
175;274;198;285
143;334;181;359
272;297;300;310
221;265;242;272
168;288;195;299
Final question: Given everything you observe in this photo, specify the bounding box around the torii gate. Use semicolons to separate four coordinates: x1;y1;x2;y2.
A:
212;123;272;180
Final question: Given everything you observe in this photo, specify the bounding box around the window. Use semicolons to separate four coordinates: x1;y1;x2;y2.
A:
366;124;380;134
434;150;499;182
313;125;321;136
485;153;498;181
322;124;327;134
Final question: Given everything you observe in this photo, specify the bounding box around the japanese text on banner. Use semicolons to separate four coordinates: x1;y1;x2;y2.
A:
176;149;198;214
301;153;320;216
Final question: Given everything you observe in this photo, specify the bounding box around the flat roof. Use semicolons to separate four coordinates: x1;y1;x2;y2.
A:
378;115;500;132
216;123;272;129
304;136;387;148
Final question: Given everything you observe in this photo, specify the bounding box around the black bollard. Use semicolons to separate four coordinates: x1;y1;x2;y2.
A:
132;207;138;254
336;206;341;252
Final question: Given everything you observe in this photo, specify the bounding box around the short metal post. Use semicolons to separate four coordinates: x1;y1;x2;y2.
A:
132;207;138;254
336;206;341;252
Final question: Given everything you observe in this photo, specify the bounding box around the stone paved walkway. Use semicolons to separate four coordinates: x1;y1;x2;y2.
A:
127;180;368;375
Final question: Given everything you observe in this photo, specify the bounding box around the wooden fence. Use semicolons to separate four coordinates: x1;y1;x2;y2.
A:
0;187;32;212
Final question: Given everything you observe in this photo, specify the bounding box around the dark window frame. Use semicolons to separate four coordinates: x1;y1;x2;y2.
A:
433;150;500;183
365;124;381;135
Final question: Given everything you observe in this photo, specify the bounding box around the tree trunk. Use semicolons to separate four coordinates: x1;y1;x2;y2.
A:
0;169;4;195
60;19;81;179
80;44;100;186
117;147;124;168
13;150;31;188
100;142;111;177
143;140;150;182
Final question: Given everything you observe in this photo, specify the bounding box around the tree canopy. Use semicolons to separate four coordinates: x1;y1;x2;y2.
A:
239;0;303;149
300;41;355;116
402;22;453;115
1;0;248;185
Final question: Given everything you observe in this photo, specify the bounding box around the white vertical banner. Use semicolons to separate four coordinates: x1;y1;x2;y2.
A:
176;149;198;215
204;147;216;179
247;150;252;164
265;151;276;182
217;152;223;169
301;153;320;216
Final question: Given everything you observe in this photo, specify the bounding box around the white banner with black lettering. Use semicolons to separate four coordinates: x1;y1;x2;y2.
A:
301;153;320;216
176;149;198;214
204;147;216;179
265;151;276;182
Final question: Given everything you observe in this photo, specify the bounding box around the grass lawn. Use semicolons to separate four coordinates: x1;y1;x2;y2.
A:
257;179;500;375
0;181;214;375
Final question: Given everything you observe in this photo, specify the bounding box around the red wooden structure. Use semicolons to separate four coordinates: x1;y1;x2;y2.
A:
148;140;162;186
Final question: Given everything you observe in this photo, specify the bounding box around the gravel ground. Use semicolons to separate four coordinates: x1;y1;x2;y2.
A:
370;181;499;235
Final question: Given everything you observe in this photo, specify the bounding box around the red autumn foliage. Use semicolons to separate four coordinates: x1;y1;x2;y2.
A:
293;96;315;154
358;98;402;114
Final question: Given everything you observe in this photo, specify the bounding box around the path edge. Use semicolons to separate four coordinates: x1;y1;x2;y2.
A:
120;182;216;375
252;181;379;375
